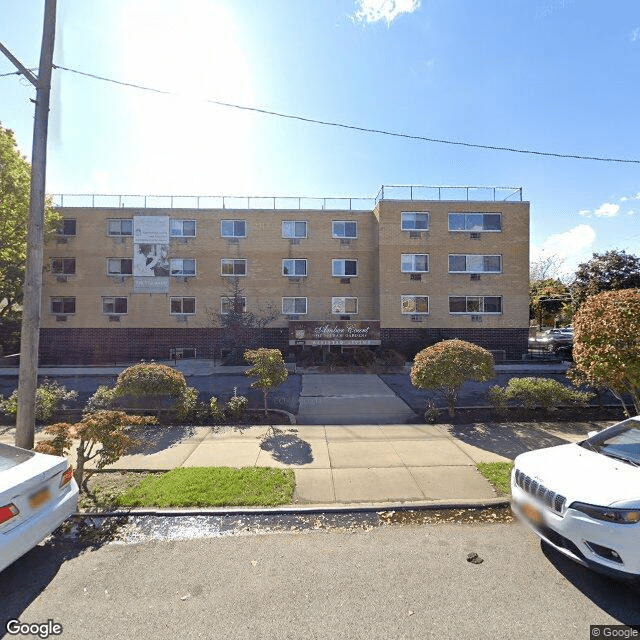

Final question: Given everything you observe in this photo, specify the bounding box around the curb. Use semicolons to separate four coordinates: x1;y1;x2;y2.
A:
74;497;511;518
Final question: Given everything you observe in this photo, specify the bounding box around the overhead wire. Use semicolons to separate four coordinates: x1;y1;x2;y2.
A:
6;62;639;164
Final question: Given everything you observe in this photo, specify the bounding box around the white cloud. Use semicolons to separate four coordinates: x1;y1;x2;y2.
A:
353;0;421;24
630;27;640;43
579;202;620;218
620;191;640;202
533;224;596;277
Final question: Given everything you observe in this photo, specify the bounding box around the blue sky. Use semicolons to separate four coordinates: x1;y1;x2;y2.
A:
1;0;639;277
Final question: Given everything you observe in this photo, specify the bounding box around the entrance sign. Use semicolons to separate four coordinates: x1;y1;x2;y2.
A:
289;320;381;346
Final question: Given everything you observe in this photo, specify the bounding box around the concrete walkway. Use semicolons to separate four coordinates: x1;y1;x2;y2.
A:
296;374;416;425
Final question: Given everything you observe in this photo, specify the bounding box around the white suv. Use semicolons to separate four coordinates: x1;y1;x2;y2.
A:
511;416;640;585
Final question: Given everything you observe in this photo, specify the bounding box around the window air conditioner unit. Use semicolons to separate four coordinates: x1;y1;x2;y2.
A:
288;277;300;283
55;315;67;322
339;315;350;320
176;314;188;323
470;274;481;281
228;238;239;245
340;239;351;246
410;273;422;281
340;278;351;284
471;315;483;322
409;231;423;239
56;237;68;244
290;238;300;245
411;315;423;322
470;232;481;240
108;315;121;322
288;315;300;320
56;275;68;283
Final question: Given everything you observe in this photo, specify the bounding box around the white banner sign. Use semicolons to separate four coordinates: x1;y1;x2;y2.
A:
134;216;170;243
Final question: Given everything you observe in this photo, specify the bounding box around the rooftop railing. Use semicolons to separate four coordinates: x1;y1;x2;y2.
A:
52;185;523;210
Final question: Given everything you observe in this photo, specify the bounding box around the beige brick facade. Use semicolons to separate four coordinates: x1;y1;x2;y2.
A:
41;191;529;362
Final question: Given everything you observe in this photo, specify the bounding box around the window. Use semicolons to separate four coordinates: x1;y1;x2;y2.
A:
58;219;76;236
331;297;358;314
401;254;429;273
448;255;502;273
449;296;502;314
220;220;246;238
332;259;357;277
102;297;128;314
448;213;501;232
51;297;75;314
170;259;196;277
332;221;357;239
170;220;196;237
170;297;196;314
401;212;429;231
221;296;247;314
282;221;307;238
401;295;429;314
50;258;76;275
282;297;307;315
282;259;307;276
108;219;133;236
107;258;133;275
220;259;246;276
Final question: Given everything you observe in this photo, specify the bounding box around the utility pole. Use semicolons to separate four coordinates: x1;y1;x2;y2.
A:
0;0;58;449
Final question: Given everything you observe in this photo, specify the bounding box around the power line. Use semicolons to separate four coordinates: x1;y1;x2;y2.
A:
38;63;639;165
0;67;38;77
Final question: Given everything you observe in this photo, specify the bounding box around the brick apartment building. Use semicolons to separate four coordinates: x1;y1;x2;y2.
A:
40;185;530;364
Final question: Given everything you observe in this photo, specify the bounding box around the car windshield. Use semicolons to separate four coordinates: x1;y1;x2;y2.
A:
581;418;640;466
0;443;35;472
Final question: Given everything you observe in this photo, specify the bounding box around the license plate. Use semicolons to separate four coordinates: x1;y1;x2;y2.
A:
29;487;51;509
521;502;543;526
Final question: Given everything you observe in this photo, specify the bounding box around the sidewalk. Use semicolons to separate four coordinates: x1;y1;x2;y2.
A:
0;423;510;508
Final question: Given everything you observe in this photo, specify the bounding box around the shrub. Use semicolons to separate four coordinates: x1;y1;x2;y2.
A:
0;379;78;423
83;385;115;414
113;362;188;398
411;340;495;417
225;394;248;421
209;397;225;423
353;347;376;368
382;349;406;368
488;377;593;415
110;362;198;421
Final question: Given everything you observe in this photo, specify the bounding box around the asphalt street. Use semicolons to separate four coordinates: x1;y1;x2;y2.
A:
1;521;638;640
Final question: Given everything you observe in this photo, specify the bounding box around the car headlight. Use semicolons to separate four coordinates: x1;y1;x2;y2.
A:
571;502;640;524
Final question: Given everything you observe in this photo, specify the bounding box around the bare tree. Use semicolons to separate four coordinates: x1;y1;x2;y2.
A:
204;278;279;364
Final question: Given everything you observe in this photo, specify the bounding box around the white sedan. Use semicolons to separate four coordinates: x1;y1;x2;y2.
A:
0;442;79;573
511;416;640;585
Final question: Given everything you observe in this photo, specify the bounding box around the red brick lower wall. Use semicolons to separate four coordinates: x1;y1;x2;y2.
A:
39;326;529;364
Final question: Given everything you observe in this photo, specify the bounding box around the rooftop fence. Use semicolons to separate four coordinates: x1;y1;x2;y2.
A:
52;185;523;210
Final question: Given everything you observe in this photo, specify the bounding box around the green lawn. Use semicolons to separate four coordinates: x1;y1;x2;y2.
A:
476;462;513;496
115;467;295;507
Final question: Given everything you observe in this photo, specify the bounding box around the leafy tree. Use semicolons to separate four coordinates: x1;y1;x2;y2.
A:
204;277;278;364
568;289;640;416
245;348;288;415
0;124;59;355
530;278;571;329
410;339;495;417
35;410;156;491
570;249;640;309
